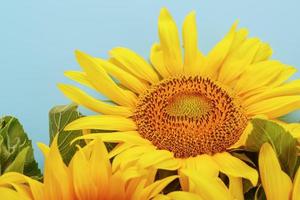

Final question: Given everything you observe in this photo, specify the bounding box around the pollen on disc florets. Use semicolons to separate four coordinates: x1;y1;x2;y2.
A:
133;76;248;158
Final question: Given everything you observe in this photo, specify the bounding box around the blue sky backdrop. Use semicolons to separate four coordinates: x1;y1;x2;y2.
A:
1;0;300;165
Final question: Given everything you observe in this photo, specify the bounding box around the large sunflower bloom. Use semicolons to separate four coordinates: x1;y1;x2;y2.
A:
0;137;176;200
59;8;300;190
259;143;300;200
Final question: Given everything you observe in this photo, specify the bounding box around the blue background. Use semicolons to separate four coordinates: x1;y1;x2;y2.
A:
1;0;300;166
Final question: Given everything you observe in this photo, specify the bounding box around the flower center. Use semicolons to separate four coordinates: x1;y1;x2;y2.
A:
165;93;212;118
133;76;248;158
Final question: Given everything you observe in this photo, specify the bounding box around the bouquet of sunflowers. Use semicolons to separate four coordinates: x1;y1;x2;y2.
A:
0;8;299;200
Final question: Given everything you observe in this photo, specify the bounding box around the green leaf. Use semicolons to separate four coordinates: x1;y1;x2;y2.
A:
4;146;29;173
246;118;298;177
0;116;41;179
49;103;85;164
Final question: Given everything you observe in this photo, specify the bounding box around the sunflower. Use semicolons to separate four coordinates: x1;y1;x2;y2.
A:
58;8;300;190
259;143;300;200
0;137;177;200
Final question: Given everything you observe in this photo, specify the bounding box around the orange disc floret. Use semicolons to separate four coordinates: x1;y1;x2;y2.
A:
133;76;248;158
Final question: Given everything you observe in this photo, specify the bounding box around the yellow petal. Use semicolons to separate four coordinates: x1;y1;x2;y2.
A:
165;191;203;200
252;42;272;63
109;47;159;84
94;58;149;94
270;66;297;87
292;166;300;200
202;22;237;79
64;71;93;89
242;79;300;106
90;139;112;193
75;50;137;107
0;188;26;200
74;131;149;145
71;148;98;200
153;158;181;171
182;169;233;200
0;172;44;200
64;115;137;131
139;176;178;200
43;136;75;200
137;150;178;170
285;123;300;138
108;143;135;158
229;122;253;148
9;183;32;199
218;38;261;84
246;96;300;118
235;61;296;95
58;84;133;117
183;11;203;75
153;194;170;200
150;43;170;78
229;28;249;53
181;154;219;177
158;8;183;75
112;146;154;171
213;152;258;186
259;143;292;200
228;176;244;200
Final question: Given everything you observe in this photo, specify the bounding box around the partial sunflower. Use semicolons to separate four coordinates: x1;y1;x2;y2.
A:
59;8;300;187
0;137;176;200
259;143;300;200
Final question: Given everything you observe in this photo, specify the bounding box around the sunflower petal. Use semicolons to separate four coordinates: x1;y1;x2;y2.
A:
64;115;137;131
74;132;150;146
182;169;233;200
109;47;159;84
183;11;203;75
140;176;178;200
246;96;300;118
228;176;244;200
64;71;93;89
284;123;300;138
75;50;137;107
90;139;112;192
137;150;178;170
218;38;261;84
58;84;133;117
292;166;300;200
165;192;203;200
202;22;237;79
213;152;258;186
235;61;296;95
252;42;272;63
71;148;97;200
94;58;149;94
158;8;183;75
0;172;44;200
150;43;170;78
242;79;300;106
42;136;75;200
259;143;292;200
182;155;219;177
0;188;26;200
